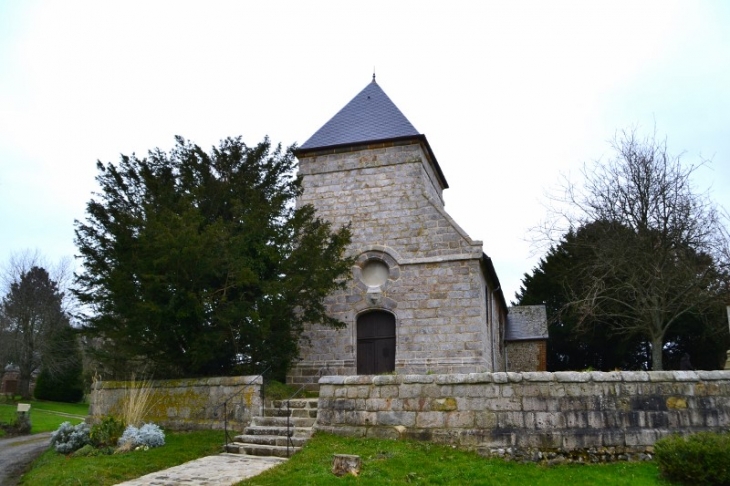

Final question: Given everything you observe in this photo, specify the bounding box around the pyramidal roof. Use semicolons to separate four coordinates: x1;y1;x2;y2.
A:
300;77;421;150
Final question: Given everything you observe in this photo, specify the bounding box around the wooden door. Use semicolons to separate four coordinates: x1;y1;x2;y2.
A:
357;311;395;375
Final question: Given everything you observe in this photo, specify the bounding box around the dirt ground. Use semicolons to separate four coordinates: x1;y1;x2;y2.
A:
0;432;51;486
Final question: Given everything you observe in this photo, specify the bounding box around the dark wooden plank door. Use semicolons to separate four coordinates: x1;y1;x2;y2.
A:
357;311;395;374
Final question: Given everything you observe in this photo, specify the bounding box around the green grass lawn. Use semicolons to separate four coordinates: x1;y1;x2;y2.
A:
20;429;224;486
240;433;672;486
15;427;674;486
0;399;89;434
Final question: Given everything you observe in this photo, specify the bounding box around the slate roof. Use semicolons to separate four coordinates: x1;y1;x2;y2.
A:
300;78;421;150
505;305;549;341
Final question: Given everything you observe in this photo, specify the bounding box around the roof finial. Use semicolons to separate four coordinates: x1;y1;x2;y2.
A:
372;68;376;83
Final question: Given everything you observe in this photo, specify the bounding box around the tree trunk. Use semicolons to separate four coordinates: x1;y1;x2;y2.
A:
18;375;31;399
651;335;664;371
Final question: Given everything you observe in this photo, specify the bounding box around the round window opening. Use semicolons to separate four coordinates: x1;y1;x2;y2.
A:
361;259;389;287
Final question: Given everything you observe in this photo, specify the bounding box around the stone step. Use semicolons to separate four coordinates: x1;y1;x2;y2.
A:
225;442;301;458
243;425;314;438
233;434;310;448
270;398;320;409
263;407;317;419
226;398;318;459
252;416;316;428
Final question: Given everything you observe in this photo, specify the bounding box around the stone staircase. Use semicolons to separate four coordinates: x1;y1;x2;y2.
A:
225;398;318;458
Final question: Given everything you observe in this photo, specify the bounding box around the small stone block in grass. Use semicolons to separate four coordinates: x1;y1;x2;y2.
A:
332;454;361;477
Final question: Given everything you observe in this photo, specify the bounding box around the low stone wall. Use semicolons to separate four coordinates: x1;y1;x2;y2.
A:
89;376;262;431
315;371;730;462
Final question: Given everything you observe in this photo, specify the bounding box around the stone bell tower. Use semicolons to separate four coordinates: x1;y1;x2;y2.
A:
288;77;510;388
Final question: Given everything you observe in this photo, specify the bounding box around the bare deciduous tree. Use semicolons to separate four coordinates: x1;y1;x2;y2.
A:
538;129;729;370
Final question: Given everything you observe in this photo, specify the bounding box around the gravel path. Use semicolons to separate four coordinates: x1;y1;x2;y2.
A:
0;432;52;486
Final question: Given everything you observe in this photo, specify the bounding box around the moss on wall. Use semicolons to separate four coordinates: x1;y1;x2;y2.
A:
89;376;262;431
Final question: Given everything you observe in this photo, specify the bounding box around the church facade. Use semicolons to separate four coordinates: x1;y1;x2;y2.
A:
288;78;546;388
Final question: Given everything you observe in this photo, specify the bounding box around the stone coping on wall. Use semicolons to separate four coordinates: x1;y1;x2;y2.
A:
92;375;263;391
319;370;730;385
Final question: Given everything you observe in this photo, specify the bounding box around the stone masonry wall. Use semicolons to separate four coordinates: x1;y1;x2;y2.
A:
89;376;262;431
315;371;730;462
291;142;497;387
505;341;547;372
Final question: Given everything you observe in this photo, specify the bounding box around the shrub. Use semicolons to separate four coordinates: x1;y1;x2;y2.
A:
33;325;85;403
118;423;165;449
654;432;730;485
50;421;91;454
34;366;84;403
72;444;103;457
90;416;126;448
0;414;31;436
14;413;31;435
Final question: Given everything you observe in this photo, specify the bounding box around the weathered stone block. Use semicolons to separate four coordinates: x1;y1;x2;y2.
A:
492;373;508;383
402;398;430;412
463;384;499;398
399;384;425;398
521;372;554;382
475;411;498;428
402;374;435;384
376;411;416;427
555;371;591;383
622;371;650;382
648;372;676;382
416;411;446;428
589;371;623;382
431;397;458;411
496;411;525;429
366;426;400;440
445;411;475;428
488;397;522;411
378;385;399;397
532;412;565;430
521;396;550;412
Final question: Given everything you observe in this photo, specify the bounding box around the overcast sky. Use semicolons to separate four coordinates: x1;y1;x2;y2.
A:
1;1;729;301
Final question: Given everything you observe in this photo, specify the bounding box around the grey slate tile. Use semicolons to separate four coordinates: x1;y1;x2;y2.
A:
300;79;420;150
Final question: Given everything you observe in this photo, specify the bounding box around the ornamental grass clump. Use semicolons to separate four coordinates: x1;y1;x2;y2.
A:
121;375;156;427
50;421;91;454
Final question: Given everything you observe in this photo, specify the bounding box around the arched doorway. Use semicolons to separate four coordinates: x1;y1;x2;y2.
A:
357;311;396;375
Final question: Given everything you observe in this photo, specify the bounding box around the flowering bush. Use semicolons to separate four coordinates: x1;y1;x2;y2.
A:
50;421;91;454
118;422;165;449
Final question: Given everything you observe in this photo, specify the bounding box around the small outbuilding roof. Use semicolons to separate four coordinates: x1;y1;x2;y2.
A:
300;77;420;150
505;305;549;341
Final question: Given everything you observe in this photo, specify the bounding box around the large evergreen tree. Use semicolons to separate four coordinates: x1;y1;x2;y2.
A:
0;266;70;398
516;222;651;371
74;136;353;380
34;325;84;403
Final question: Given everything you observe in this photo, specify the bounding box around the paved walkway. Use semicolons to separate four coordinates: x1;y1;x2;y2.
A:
115;453;287;485
0;432;52;486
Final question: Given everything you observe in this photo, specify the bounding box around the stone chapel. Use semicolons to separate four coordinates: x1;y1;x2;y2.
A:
288;78;547;388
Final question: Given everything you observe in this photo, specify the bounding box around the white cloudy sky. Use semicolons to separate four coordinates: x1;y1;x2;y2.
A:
1;1;729;301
